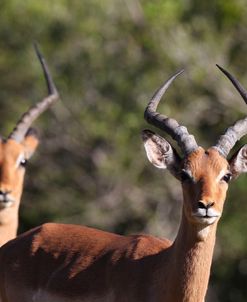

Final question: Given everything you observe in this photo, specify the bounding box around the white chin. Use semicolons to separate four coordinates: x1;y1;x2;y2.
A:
0;201;14;209
194;216;218;225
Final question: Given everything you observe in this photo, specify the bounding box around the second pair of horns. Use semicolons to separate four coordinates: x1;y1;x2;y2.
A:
144;65;247;158
8;44;59;142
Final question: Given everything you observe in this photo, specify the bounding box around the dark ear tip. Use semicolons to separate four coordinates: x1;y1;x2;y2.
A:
25;127;39;138
141;129;155;141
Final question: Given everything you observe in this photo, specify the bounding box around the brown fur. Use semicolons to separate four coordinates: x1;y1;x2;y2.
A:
0;136;38;246
182;147;229;224
0;146;239;302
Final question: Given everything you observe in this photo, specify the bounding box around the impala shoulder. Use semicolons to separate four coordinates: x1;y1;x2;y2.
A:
31;223;125;256
126;234;172;259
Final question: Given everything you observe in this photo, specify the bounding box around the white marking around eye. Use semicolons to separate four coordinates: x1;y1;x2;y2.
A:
216;169;227;183
184;169;193;178
15;153;25;169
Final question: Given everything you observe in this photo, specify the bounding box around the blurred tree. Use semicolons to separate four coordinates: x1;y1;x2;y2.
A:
0;0;246;300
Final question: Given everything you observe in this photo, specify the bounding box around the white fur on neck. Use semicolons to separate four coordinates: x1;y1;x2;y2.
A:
196;225;211;241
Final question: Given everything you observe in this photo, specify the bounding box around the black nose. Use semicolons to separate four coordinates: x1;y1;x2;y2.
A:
198;201;214;209
0;190;11;196
0;190;11;202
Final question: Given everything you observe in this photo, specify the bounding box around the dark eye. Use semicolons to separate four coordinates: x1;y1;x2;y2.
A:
180;169;192;182
221;173;232;183
20;159;28;168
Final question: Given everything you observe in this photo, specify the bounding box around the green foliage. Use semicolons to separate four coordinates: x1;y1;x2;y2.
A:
0;1;247;300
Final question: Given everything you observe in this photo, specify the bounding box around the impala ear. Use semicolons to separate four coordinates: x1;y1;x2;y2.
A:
229;144;247;178
142;129;181;178
21;128;39;159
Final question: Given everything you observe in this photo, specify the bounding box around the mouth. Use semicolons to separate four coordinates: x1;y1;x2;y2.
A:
192;213;220;225
0;197;15;209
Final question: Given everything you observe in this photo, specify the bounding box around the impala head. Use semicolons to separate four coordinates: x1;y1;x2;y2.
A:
0;130;38;209
142;66;247;228
0;44;59;210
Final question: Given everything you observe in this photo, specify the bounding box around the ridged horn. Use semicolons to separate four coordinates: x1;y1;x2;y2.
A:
8;43;59;142
144;70;198;155
214;65;247;157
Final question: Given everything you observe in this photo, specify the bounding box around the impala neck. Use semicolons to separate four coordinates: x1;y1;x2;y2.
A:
166;208;217;302
0;203;20;247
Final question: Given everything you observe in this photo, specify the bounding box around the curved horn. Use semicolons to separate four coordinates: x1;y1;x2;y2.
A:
144;70;198;155
8;44;59;142
214;65;247;157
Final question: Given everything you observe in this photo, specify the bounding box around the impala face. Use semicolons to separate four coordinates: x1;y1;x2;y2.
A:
142;128;247;230
0;45;58;213
143;66;247;232
0;133;38;209
181;147;230;226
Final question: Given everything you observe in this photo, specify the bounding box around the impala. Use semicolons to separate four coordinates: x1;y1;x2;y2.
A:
0;66;246;302
0;45;58;246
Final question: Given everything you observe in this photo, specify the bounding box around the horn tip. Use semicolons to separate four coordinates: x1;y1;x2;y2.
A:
33;42;43;60
177;69;185;76
216;64;224;71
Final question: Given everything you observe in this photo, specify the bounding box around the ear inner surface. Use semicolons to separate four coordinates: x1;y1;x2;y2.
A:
229;144;247;177
142;129;181;175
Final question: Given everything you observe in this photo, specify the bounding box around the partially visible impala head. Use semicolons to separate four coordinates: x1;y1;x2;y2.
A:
0;130;38;209
0;44;59;211
142;66;247;228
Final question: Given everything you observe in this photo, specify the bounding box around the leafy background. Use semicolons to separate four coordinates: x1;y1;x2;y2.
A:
0;0;247;300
